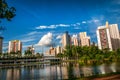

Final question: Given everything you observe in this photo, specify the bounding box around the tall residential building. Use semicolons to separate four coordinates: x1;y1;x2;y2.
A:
79;32;90;46
62;31;71;48
73;37;79;46
56;46;62;54
96;21;120;51
46;47;56;56
0;37;3;53
8;40;22;53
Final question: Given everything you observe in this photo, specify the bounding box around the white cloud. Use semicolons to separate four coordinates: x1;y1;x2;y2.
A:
71;22;81;27
22;44;32;48
36;26;46;29
27;31;39;35
76;22;81;25
87;17;102;24
37;32;53;46
56;35;62;39
36;25;56;29
35;24;70;30
21;38;35;43
82;21;87;24
35;23;82;30
74;27;81;29
59;40;62;44
56;24;70;27
93;19;99;23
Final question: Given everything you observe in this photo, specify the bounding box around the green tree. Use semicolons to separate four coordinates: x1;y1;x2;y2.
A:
36;53;43;58
24;50;32;56
0;0;16;22
64;45;72;59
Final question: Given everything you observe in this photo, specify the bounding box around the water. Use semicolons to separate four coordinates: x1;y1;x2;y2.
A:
0;62;120;80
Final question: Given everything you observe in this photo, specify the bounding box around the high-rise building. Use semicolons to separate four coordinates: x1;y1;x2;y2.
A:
0;37;3;53
96;21;120;51
8;40;22;53
62;31;71;48
73;37;79;46
56;46;62;54
79;32;90;46
46;47;56;56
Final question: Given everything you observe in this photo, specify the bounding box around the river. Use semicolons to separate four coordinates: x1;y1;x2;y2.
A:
0;62;120;80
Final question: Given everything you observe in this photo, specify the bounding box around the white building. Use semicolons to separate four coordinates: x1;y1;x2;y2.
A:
8;40;22;53
79;32;90;46
96;21;120;51
73;37;79;46
56;46;62;54
62;31;71;48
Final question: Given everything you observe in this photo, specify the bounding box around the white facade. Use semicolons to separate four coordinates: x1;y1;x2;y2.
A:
73;37;79;46
8;40;22;53
56;46;62;54
62;31;71;48
97;22;120;50
79;32;90;46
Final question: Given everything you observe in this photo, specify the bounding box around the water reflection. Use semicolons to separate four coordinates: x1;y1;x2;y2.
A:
110;63;116;72
0;62;120;80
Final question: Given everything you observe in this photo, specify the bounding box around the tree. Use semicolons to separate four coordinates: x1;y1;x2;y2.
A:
64;45;72;59
35;53;43;58
0;0;16;22
24;50;32;56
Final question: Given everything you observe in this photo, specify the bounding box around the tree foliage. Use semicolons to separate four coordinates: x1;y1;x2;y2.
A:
0;0;16;22
57;45;120;62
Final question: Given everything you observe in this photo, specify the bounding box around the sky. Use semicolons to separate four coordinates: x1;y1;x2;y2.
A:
1;0;120;53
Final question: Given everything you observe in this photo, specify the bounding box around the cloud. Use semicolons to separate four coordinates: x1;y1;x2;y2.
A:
82;21;87;24
21;38;35;43
22;44;32;48
76;23;81;25
35;24;70;30
27;31;39;35
36;25;56;29
59;40;62;44
56;24;70;27
81;16;103;25
56;35;62;39
87;19;100;24
37;32;53;46
35;23;82;30
74;27;81;29
71;22;81;27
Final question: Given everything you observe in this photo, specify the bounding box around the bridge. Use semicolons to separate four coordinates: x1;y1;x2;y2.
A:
0;57;61;65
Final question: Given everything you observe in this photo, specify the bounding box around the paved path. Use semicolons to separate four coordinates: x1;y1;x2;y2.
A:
93;74;120;80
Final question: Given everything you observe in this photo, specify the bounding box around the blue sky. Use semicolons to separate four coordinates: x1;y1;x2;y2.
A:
1;0;120;53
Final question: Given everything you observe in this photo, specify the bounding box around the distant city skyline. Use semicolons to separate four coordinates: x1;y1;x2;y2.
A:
1;0;120;53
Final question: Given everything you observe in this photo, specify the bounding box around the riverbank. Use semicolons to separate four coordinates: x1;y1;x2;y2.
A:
93;74;120;80
73;72;120;80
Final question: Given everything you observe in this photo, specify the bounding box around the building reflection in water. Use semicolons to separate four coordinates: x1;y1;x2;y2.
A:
81;66;93;77
110;62;116;72
6;68;20;80
0;62;120;80
73;63;81;78
98;64;106;74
